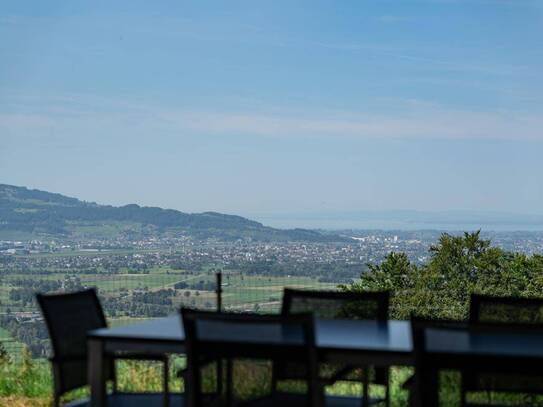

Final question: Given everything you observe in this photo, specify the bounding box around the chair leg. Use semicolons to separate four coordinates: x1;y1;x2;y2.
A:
384;368;390;407
362;367;369;407
163;357;170;407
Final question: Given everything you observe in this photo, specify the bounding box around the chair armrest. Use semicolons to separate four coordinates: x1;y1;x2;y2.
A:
49;355;88;363
401;375;414;390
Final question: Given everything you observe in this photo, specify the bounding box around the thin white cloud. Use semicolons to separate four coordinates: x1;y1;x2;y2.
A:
1;94;542;142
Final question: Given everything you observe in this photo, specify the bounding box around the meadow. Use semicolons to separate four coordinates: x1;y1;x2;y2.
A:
0;265;334;360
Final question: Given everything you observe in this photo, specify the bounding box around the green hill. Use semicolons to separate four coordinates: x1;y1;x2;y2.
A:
0;184;346;242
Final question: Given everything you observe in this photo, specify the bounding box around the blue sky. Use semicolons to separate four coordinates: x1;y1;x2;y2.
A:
1;0;543;224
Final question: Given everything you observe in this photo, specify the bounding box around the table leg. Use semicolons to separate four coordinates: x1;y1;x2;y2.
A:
89;338;106;407
425;366;440;406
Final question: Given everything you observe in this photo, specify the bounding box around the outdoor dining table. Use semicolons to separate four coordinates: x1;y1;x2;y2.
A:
87;317;543;407
87;316;413;407
420;325;543;405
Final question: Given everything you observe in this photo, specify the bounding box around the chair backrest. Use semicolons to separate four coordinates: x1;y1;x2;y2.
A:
467;294;543;394
410;318;465;407
181;308;321;407
470;294;543;326
282;288;389;320
36;289;109;394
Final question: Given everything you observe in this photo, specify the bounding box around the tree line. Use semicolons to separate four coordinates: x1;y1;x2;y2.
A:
342;231;543;320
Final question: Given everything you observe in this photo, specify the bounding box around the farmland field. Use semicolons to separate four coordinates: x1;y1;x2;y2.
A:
0;264;335;358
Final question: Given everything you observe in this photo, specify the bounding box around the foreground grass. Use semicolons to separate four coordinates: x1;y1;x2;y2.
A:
1;353;535;406
0;352;412;406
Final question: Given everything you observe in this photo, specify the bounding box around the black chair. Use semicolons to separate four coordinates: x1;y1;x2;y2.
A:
277;289;390;406
37;289;170;407
462;294;543;406
405;317;467;407
181;308;324;407
409;318;449;407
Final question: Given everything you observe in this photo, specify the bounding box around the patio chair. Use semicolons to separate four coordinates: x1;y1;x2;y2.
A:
37;289;170;407
404;317;467;407
182;308;355;407
462;294;543;406
409;318;447;407
276;289;390;406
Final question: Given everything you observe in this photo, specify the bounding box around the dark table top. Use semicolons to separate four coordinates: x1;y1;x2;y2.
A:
89;316;543;361
89;316;413;354
426;327;543;359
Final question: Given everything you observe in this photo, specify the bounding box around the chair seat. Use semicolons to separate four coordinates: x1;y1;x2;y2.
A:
240;393;380;407
63;392;184;407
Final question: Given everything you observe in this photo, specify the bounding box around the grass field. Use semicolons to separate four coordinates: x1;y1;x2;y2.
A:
0;268;333;359
0;327;26;359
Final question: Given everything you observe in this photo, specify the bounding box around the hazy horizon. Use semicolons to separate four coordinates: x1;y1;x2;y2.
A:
4;182;543;232
2;1;543;216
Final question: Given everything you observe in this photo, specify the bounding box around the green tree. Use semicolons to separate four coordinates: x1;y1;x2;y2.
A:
342;231;543;320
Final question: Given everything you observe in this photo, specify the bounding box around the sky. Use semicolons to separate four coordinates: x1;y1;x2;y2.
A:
1;0;543;225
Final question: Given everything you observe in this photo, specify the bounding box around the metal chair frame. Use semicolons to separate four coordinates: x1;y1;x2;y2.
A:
279;288;390;407
37;289;170;407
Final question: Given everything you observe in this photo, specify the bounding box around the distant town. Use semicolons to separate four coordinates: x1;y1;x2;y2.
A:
2;230;543;277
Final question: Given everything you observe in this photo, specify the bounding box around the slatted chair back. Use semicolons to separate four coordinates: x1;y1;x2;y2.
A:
181;308;321;407
282;288;389;320
36;289;113;399
465;294;543;397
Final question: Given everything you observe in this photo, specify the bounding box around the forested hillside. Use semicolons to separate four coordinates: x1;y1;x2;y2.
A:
0;184;346;242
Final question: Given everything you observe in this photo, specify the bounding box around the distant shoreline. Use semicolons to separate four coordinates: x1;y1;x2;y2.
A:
251;217;543;232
